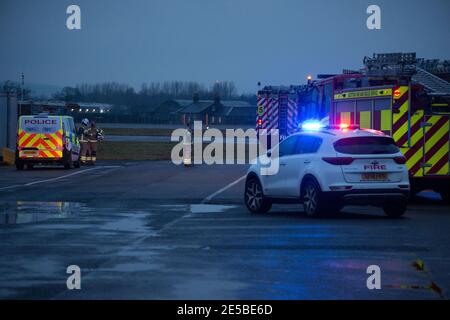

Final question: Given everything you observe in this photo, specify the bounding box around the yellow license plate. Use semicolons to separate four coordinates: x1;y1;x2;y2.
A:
361;172;388;181
23;150;38;156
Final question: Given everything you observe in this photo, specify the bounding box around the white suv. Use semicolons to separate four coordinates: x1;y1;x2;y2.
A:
245;126;410;217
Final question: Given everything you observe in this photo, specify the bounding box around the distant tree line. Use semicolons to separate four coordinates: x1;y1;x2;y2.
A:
1;81;32;100
53;81;256;112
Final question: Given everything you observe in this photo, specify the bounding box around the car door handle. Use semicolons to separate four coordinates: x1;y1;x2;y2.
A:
303;160;311;164
280;162;287;166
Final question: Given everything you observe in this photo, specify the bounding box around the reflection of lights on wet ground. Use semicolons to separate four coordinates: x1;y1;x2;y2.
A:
0;201;84;225
416;191;442;201
0;202;236;225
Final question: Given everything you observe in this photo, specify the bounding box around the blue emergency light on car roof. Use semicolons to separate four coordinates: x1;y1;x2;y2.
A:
301;120;324;131
301;121;361;132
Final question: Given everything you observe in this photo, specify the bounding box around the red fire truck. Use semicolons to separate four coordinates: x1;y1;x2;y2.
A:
256;53;450;200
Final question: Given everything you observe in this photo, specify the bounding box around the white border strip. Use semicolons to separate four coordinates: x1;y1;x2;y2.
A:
202;175;246;204
0;166;121;190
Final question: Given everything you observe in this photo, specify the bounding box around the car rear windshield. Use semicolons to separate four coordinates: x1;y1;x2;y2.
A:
334;136;399;154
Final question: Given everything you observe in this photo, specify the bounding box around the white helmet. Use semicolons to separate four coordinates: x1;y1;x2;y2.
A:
81;118;90;126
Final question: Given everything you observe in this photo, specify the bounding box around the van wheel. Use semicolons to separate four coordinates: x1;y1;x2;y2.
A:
16;162;24;171
63;150;72;169
383;201;407;218
245;178;272;214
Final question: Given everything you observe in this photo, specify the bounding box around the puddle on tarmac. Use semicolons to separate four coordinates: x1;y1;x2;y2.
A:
0;201;83;225
158;204;237;214
189;204;236;213
0;202;236;225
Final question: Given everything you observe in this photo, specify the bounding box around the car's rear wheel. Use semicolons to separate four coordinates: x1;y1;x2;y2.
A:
383;200;407;218
303;180;322;217
302;179;339;217
245;178;272;214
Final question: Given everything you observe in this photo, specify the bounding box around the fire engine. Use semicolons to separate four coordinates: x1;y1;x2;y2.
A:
256;53;450;200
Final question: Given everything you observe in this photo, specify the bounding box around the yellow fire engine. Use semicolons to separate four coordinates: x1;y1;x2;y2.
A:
256;53;450;200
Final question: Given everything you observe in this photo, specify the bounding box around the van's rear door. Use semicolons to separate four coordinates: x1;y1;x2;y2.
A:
18;116;63;159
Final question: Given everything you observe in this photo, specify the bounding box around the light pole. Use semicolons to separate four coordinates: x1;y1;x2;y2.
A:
20;72;24;116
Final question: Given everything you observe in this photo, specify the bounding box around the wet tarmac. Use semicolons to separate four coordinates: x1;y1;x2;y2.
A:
0;161;449;299
0;201;83;225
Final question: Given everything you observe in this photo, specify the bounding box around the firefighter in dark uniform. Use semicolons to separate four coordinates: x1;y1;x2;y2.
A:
84;121;104;165
78;118;90;165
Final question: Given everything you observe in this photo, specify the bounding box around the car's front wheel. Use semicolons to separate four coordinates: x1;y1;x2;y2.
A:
245;178;272;214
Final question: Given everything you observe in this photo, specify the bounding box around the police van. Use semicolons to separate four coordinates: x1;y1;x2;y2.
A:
15;114;81;170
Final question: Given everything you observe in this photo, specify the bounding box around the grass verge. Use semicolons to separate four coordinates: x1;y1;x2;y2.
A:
102;127;242;136
98;141;176;160
102;128;175;136
98;141;256;162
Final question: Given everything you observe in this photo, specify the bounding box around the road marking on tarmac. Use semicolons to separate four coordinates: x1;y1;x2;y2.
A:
202;175;246;204
0;166;121;191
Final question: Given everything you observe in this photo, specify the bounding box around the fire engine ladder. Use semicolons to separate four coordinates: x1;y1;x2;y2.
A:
412;67;450;95
278;94;288;137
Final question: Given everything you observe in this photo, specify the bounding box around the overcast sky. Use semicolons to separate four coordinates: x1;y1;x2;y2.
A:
1;0;449;93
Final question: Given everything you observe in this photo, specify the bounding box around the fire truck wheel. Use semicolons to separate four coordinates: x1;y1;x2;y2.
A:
439;190;450;204
383;201;407;218
245;178;272;214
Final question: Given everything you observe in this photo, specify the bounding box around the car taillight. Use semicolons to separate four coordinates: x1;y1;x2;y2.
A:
257;119;262;126
322;157;354;165
394;156;407;164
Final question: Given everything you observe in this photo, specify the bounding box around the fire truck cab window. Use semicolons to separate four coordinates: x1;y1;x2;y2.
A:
373;99;391;110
